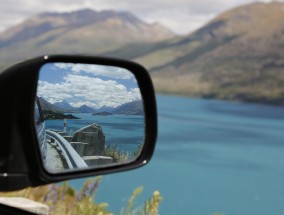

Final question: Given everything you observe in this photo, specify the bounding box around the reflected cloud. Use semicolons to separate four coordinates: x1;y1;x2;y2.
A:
38;63;141;108
54;63;133;80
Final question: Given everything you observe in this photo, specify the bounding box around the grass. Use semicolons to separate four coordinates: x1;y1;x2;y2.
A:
104;144;142;163
0;177;162;215
120;187;162;215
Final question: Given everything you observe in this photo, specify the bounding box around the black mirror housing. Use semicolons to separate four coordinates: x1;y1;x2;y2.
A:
0;55;157;191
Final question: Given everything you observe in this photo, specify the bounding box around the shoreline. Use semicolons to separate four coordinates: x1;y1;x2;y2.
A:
155;92;284;108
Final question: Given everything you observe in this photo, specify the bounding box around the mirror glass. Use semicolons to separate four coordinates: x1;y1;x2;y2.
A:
34;62;144;173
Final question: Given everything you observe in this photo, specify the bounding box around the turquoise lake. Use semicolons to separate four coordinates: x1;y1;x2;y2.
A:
46;113;144;153
67;95;284;215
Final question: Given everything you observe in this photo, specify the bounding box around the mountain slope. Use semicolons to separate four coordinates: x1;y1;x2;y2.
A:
112;100;143;115
53;100;75;112
96;106;115;113
38;97;63;112
126;2;284;105
2;3;284;106
77;105;94;113
0;9;175;70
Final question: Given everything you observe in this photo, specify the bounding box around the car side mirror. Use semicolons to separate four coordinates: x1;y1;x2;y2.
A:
0;55;157;191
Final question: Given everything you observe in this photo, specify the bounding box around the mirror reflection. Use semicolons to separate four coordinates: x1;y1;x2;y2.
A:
34;62;144;172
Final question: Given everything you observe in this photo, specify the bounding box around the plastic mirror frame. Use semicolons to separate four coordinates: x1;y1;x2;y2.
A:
0;55;157;189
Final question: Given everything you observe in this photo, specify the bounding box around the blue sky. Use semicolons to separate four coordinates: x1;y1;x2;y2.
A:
37;63;141;108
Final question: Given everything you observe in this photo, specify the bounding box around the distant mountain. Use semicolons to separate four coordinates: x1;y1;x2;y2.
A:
38;97;63;112
76;105;94;113
0;8;175;70
112;100;143;115
93;101;143;115
3;3;284;106
96;105;115;113
37;97;79;119
53;100;75;112
119;2;284;106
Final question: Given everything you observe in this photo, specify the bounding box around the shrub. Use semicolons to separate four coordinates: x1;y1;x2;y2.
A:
104;145;133;162
0;177;162;215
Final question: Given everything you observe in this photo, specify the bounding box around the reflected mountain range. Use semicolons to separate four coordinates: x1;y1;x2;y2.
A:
38;97;143;115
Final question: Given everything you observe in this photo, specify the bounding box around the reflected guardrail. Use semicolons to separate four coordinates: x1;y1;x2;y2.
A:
46;130;87;169
37;121;47;160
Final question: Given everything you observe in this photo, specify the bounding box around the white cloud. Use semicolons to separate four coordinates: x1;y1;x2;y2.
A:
54;63;133;79
37;74;141;108
0;0;281;35
37;81;74;104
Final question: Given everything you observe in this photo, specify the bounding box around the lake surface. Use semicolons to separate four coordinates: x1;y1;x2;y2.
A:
69;95;284;215
46;113;144;152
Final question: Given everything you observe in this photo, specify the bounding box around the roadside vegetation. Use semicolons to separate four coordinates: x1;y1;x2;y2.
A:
42;110;79;120
104;144;142;162
0;176;162;215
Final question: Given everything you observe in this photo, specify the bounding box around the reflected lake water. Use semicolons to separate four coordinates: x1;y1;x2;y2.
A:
70;95;284;215
46;114;144;153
